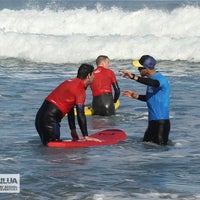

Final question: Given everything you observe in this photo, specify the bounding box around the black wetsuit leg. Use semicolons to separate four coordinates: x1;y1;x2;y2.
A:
35;100;62;145
92;93;115;116
143;120;170;145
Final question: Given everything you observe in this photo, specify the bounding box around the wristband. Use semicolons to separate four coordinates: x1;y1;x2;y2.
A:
131;73;135;80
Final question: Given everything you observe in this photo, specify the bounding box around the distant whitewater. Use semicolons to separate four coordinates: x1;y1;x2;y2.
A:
0;4;199;63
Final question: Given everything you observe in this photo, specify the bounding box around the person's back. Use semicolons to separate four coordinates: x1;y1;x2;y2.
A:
90;55;120;116
91;66;115;96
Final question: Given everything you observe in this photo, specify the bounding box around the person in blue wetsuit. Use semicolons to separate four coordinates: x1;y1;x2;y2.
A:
119;55;170;145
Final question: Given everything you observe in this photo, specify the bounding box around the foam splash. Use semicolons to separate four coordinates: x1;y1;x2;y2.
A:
0;5;199;63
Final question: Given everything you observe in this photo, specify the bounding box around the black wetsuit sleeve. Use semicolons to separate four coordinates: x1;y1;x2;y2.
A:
76;105;88;137
112;82;120;103
67;108;76;130
138;95;147;102
137;77;160;87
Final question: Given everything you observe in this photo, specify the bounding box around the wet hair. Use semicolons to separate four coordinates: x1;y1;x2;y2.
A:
96;55;109;66
77;63;94;79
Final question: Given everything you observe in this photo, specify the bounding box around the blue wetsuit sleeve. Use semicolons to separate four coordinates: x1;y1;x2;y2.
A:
112;82;120;103
76;104;88;137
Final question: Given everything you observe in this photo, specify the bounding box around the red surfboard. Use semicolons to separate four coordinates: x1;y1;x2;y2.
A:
47;129;126;148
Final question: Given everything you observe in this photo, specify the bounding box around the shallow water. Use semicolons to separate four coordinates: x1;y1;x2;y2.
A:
0;58;200;199
0;0;200;198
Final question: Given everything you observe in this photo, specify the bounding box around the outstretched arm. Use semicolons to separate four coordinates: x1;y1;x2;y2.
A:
119;69;160;87
68;108;79;140
123;90;139;99
119;69;135;79
76;105;102;142
76;105;88;137
122;90;146;102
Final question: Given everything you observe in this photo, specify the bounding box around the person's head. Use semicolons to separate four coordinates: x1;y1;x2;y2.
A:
96;55;110;68
133;55;157;77
77;64;94;85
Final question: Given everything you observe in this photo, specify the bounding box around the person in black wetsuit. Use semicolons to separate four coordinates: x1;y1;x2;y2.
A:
35;64;101;146
90;55;120;116
119;55;171;145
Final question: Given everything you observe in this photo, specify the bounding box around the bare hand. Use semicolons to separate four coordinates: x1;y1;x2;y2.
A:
119;69;133;79
123;90;139;99
84;136;102;142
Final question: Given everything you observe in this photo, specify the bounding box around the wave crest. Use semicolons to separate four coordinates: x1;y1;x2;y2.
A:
0;5;199;63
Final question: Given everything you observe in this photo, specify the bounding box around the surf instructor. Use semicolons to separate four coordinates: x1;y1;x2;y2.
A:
35;63;101;146
119;55;170;145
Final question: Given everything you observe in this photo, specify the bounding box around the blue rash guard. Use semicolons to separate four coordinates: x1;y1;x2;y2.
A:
146;71;170;121
136;71;171;145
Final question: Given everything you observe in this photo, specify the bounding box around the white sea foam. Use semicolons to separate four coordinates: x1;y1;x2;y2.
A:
0;5;199;63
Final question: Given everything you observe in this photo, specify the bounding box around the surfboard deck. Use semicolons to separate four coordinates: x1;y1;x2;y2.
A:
73;100;120;116
47;129;126;148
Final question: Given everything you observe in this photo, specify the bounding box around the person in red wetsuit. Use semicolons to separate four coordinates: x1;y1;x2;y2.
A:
90;55;120;116
35;64;100;146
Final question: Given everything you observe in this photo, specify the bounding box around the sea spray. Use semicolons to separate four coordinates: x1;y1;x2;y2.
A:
0;5;199;63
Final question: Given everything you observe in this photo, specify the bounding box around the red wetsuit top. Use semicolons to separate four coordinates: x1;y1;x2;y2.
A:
45;78;86;117
90;66;117;96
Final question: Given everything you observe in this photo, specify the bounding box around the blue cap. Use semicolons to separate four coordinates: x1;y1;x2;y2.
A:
133;55;156;70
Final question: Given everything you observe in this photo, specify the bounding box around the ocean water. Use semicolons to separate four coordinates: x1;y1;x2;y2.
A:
0;0;200;199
